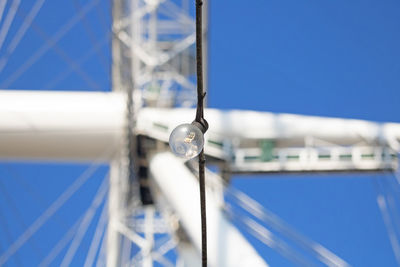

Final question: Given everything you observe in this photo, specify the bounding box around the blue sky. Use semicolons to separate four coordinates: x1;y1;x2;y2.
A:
0;0;400;266
208;1;400;266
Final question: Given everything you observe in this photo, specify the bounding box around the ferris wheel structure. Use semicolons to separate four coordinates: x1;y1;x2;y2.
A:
0;0;399;266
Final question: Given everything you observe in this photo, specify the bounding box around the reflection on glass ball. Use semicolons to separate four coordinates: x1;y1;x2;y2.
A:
169;123;204;159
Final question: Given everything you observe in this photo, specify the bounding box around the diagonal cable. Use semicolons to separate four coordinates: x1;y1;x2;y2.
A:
94;0;108;32
374;176;400;265
73;0;109;73
43;32;110;90
38;215;84;267
0;164;71;231
227;205;317;267
380;175;400;238
377;193;400;265
83;198;108;267
95;227;107;267
0;0;100;88
21;13;101;90
0;0;7;25
225;185;350;267
0;178;43;261
0;0;20;51
0;202;23;267
0;0;46;72
39;173;109;267
0;158;105;265
60;175;108;267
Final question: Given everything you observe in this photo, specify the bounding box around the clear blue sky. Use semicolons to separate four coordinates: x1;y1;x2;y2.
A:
0;0;399;266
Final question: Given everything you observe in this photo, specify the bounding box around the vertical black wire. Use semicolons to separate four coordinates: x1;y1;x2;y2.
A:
195;0;206;122
198;150;207;267
195;1;207;266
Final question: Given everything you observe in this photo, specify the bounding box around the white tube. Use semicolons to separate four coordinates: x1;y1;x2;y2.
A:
149;152;268;267
0;90;125;161
137;108;400;149
1;90;399;162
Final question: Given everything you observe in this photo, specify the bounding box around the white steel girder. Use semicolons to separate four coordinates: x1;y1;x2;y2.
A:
1;0;397;266
0;90;398;265
0;89;399;266
109;0;208;265
0;90;399;173
149;152;268;267
112;0;207;108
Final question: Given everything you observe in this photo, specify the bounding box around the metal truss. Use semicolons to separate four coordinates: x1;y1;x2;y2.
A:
109;0;208;265
1;0;400;266
135;108;399;175
112;0;207;108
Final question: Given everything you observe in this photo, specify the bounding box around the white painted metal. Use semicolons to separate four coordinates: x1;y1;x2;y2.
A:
0;89;397;158
224;184;350;266
0;161;108;266
112;0;200;108
136;108;400;149
0;89;398;265
0;90;398;174
60;178;108;267
175;243;202;267
109;0;204;264
149;152;269;267
0;90;124;161
137;108;400;172
107;159;127;267
0;0;397;265
230;146;397;173
143;206;155;267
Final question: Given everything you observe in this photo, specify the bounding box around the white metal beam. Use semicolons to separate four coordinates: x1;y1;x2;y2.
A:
0;90;124;161
0;90;398;174
149;152;269;267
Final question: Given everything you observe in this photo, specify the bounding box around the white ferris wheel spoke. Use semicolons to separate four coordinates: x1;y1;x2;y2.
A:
0;0;46;72
0;201;24;266
60;176;108;267
225;185;350;267
227;208;317;267
28;22;102;90
42;33;110;90
382;175;400;235
375;175;400;266
0;158;106;266
84;199;108;267
0;0;20;52
0;0;100;88
120;236;133;267
377;192;400;265
39;173;109;267
96;226;108;267
0;178;43;260
38;216;83;267
0;0;399;266
0;0;7;25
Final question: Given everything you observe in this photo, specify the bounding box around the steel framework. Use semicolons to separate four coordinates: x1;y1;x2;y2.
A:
109;0;210;265
0;0;400;266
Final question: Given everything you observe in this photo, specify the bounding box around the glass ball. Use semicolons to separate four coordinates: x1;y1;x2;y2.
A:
169;123;204;159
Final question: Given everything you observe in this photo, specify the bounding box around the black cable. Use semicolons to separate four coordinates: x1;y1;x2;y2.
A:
195;0;205;123
198;150;207;267
195;1;208;266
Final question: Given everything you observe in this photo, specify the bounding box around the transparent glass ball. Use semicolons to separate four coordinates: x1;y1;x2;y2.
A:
169;123;204;159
